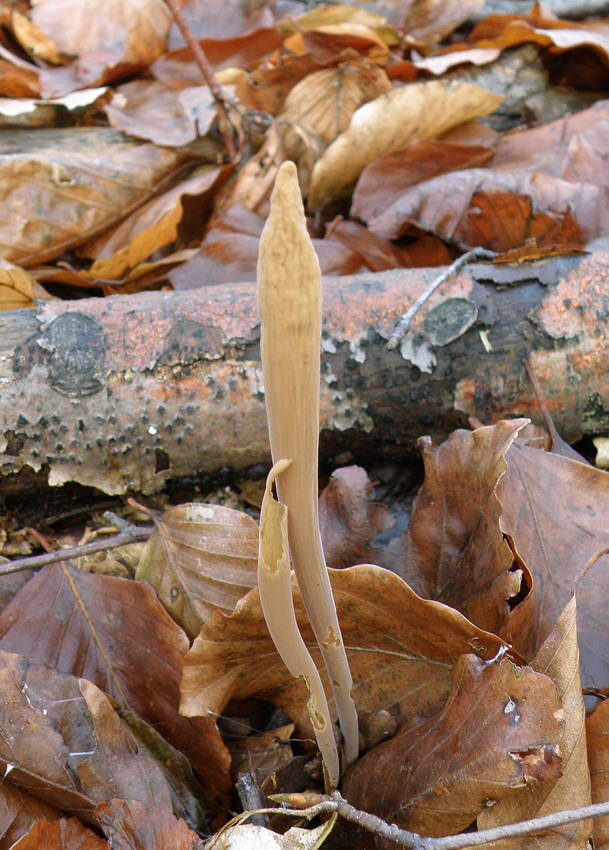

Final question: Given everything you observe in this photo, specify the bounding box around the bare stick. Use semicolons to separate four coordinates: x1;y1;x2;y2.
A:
0;520;152;576
386;247;497;350
261;791;606;850
164;0;237;160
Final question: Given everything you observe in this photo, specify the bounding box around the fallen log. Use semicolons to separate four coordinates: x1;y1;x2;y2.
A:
1;239;608;495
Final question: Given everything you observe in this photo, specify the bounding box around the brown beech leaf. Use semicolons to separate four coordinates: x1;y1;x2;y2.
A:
0;651;173;820
325;221;416;272
0;783;63;849
167;0;275;46
83;166;228;281
308;80;502;209
10;818;108;850
33;0;172;98
0;261;34;311
0;563;230;812
478;598;591;849
351;136;496;225
95;799;200;850
0;132;195;266
365;100;609;251
402;0;485;43
587;699;609;849
318;466;394;568
104;80;216;147
136;502;259;640
405;420;531;652
342;654;563;843
0;58;40;98
278;62;391;148
181;564;509;749
228;724;294;787
500;443;609;686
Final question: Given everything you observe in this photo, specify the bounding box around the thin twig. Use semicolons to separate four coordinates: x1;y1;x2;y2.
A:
0;521;152;576
386;247;497;350
260;791;607;849
164;0;237;160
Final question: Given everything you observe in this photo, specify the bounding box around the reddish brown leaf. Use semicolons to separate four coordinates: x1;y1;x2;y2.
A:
478;598;591;849
325;221;415;272
365;100;609;252
0;563;230;812
0;783;62;850
342;654;563;842
405;421;532;651
10;818;107;850
0;651;172;820
587;699;609;849
95;799;200;850
500;442;609;686
318;466;394;567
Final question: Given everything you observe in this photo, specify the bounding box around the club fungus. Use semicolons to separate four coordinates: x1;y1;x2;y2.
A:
257;161;359;783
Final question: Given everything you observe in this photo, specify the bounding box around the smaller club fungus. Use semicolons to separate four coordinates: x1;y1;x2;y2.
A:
257;161;358;787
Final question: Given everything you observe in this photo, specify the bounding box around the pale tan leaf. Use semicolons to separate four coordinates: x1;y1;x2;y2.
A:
0;131;193;265
478;598;591;849
0;260;34;311
136;503;258;640
308;80;502;209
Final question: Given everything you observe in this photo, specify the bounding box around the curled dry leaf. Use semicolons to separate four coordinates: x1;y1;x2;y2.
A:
308;80;502;209
500;442;609;685
318;465;394;568
136;502;259;640
180;564;509;751
33;0;172;98
0;563;230;813
0;132;195;266
477;598;591;849
206;817;337;850
342;654;563;843
405;420;532;653
0;260;34;311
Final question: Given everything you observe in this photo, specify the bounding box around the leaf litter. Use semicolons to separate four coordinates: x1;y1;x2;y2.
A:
1;0;609;848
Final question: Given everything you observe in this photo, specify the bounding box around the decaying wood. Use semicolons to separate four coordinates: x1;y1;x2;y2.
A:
1;240;609;496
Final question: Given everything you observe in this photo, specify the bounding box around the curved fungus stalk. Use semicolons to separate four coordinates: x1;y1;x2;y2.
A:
257;160;359;777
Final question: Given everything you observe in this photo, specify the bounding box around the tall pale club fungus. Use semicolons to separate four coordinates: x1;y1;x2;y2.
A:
257;161;359;784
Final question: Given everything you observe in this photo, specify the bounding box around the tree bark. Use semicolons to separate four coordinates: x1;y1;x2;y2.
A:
1;240;608;495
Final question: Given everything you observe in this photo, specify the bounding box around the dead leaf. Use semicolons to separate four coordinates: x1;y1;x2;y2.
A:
405;421;532;651
206;817;336;850
587;699;609;849
0;651;173;820
167;0;275;46
402;0;486;43
33;0;172;98
0;783;63;849
500;442;609;687
365;99;609;251
10;818;108;850
105;80;217;147
0;260;34;311
478;598;591;849
228;724;294;786
0;563;231;812
308;80;502;209
83;166;228;281
0;130;196;266
180;564;510;750
343;654;563;842
318;466;394;567
95;799;201;850
136;502;259;640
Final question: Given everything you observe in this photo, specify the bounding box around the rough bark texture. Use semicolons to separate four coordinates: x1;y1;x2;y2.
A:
1;240;608;495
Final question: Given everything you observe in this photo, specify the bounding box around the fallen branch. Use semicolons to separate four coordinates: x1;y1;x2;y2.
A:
263;791;605;850
2;241;609;495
